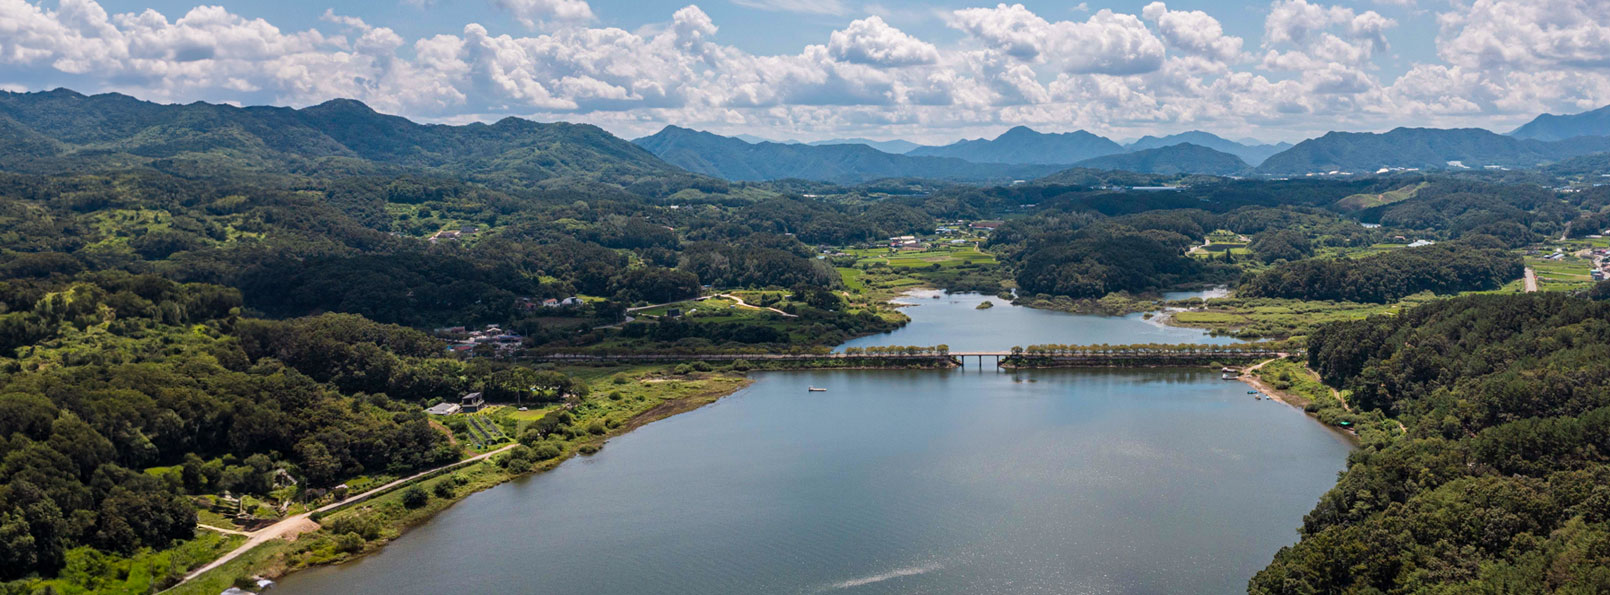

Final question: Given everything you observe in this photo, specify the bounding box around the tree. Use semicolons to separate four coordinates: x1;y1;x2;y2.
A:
401;486;429;509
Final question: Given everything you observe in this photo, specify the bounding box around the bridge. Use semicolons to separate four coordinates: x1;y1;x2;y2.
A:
529;348;1287;369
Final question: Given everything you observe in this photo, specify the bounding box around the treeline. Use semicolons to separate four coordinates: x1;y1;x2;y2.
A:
0;171;920;333
0;273;580;583
1010;342;1284;355
1359;178;1572;239
1238;239;1522;303
1251;292;1610;592
988;212;1213;298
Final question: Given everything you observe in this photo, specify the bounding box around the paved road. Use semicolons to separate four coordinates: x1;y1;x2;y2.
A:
171;443;518;590
1524;267;1539;292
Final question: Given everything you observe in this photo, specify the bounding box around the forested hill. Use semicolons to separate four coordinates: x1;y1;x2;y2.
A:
1510;104;1610;141
1252;292;1610;592
1239;239;1523;303
1124;131;1291;166
0;89;684;187
1073;143;1249;176
906;126;1124;165
633;126;1063;184
1257;127;1610;175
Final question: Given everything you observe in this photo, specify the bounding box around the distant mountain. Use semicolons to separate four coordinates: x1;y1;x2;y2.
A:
907;126;1124;165
1257;127;1610;175
1510;105;1610;141
807;137;923;154
735;134;790;144
1125;131;1290;166
0;88;682;185
1075;143;1249;176
633;126;1061;184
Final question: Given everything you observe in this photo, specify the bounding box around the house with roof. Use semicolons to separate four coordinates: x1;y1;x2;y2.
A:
460;391;486;412
426;402;462;415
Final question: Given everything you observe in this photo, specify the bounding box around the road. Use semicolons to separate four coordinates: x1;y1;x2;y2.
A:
170;443;519;590
196;524;252;537
715;293;798;318
1524;267;1539;292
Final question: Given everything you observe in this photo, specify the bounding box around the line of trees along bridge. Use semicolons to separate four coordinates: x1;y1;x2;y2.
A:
530;343;1288;366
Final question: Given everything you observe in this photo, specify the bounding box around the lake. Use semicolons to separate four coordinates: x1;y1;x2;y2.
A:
277;293;1350;594
838;290;1238;353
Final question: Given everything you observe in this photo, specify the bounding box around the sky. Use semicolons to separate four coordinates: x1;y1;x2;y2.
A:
1;0;1609;144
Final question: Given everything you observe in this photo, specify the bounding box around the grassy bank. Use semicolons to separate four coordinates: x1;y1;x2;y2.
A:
1163;296;1432;340
1246;358;1401;446
169;368;751;594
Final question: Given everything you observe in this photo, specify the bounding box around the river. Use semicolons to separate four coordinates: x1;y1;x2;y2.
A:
277;292;1351;594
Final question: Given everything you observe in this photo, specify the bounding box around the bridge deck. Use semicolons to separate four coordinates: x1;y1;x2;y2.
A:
531;351;1283;360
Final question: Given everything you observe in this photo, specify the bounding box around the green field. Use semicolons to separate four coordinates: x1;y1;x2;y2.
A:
835;240;1007;302
846;242;997;270
1333;181;1427;210
1526;253;1598;291
1168;294;1436;339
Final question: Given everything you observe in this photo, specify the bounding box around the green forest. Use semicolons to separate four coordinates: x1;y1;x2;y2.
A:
1253;292;1610;593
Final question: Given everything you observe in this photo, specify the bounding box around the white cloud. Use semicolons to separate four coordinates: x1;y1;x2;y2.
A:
729;0;848;16
1437;0;1610;71
827;16;938;67
948;4;1165;75
1263;0;1392;57
1141;2;1243;63
489;0;595;29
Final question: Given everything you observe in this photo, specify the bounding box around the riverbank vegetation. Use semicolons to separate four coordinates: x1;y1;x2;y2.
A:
1001;341;1289;368
0;270;681;592
1251;291;1610;593
164;367;750;595
1247;358;1399;441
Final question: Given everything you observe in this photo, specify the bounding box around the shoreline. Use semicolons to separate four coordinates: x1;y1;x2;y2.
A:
1234;358;1361;444
191;290;1302;593
174;373;755;594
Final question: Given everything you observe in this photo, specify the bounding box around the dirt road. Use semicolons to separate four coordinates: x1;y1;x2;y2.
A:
1524;267;1539;293
171;443;518;590
716;293;798;318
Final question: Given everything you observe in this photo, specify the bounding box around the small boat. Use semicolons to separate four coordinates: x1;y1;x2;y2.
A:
807;387;827;392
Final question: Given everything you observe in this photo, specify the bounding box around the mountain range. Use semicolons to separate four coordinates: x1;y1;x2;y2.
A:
1124;131;1290;166
807;137;924;154
1076;143;1249;176
5;88;1610;187
0;88;681;187
1257;127;1610;175
906;126;1124;164
633;126;1061;184
1510;105;1610;142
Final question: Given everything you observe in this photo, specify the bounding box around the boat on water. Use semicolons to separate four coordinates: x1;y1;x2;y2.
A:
807;387;827;392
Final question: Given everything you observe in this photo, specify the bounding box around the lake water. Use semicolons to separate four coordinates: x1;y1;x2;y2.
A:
838;290;1239;353
277;293;1350;595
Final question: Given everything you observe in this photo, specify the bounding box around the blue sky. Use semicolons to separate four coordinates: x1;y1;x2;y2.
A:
3;0;1606;143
